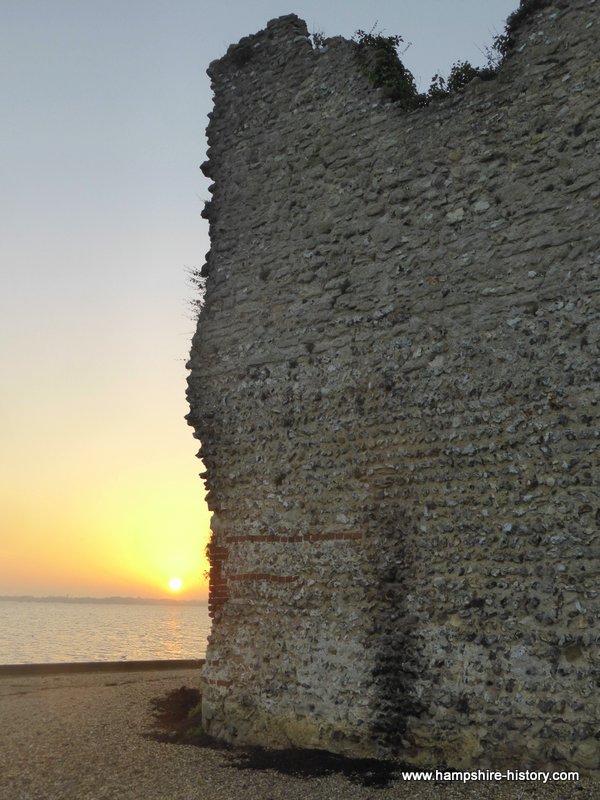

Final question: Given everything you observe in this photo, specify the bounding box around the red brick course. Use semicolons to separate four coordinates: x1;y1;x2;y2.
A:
228;572;297;582
208;531;361;615
201;676;233;688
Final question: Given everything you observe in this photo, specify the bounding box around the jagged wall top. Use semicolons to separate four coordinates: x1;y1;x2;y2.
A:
208;14;310;78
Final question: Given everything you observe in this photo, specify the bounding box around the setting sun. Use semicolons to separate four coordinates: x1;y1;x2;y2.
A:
168;577;183;592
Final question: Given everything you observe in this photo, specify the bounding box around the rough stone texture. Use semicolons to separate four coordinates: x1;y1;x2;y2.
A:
186;2;600;770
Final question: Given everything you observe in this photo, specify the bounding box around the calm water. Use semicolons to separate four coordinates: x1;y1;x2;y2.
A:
0;600;211;664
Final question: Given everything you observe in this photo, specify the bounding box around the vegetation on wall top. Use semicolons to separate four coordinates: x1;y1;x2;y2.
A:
353;0;552;108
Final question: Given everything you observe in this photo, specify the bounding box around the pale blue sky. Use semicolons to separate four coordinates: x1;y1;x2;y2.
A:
0;0;518;596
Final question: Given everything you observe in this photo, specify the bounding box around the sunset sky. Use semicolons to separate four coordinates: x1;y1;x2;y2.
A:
1;0;517;599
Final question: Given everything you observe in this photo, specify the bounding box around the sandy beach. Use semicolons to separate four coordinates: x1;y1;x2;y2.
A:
0;665;596;800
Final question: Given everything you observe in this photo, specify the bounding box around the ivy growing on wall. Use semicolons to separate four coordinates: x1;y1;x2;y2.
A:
353;28;501;109
352;30;423;108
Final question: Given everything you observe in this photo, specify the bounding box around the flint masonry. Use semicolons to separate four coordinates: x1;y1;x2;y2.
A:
187;0;600;769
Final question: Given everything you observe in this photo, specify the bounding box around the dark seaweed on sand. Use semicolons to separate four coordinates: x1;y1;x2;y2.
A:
147;686;398;787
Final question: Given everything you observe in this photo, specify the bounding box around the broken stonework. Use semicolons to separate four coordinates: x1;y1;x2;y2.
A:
186;2;600;770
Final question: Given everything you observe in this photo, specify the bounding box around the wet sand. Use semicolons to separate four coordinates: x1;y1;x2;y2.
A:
0;665;596;800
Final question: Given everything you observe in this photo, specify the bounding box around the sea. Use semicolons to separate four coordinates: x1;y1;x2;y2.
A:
0;598;211;665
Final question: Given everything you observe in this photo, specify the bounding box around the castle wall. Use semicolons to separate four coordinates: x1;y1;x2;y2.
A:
186;2;600;768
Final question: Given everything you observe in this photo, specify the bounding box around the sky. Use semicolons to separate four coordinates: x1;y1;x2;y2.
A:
0;0;518;599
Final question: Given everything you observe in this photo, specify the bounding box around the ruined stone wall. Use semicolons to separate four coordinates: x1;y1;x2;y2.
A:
186;1;600;770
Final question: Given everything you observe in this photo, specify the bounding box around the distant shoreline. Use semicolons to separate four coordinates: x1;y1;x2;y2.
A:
0;595;208;606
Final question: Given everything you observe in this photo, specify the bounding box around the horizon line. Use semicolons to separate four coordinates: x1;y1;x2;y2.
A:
0;594;208;605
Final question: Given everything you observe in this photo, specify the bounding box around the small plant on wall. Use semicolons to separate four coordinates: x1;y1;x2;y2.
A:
427;59;496;100
187;266;206;319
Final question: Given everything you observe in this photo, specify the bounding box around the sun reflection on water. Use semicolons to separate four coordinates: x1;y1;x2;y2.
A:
0;600;212;664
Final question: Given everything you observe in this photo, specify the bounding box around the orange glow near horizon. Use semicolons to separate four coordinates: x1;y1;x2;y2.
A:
0;398;212;600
